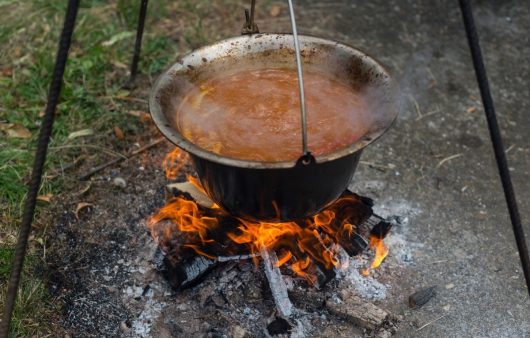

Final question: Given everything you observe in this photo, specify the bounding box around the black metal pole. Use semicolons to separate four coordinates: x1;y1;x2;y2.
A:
458;0;530;296
127;0;149;86
0;0;81;336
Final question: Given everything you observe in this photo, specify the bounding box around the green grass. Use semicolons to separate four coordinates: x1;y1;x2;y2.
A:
0;0;274;335
0;0;176;227
0;0;176;335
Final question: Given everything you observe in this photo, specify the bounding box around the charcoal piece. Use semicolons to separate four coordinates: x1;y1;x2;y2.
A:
313;263;336;289
288;288;326;309
370;220;393;239
341;233;369;256
359;195;375;207
330;191;373;227
267;317;292;336
152;247;166;272
163;255;218;290
408;286;437;308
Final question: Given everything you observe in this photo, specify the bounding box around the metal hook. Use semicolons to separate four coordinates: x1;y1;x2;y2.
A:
242;0;259;35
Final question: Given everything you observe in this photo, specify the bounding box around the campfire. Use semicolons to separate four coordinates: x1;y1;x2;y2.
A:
144;6;399;327
147;147;392;317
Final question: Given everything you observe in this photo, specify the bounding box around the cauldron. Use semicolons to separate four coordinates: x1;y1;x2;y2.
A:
150;34;398;221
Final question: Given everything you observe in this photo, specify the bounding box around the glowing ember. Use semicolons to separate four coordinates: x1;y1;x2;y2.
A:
149;146;391;284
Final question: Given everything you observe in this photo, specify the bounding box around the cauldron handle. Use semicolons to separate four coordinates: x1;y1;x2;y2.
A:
242;0;313;164
287;0;314;164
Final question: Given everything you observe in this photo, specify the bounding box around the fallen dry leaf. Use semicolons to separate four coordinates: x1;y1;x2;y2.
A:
1;68;13;77
13;46;22;57
101;31;134;47
68;128;94;139
111;60;128;69
75;202;93;220
114;126;125;140
270;5;281;17
128;110;151;123
37;194;53;203
128;110;147;118
466;106;477;113
76;182;92;196
0;123;32;139
116;89;130;98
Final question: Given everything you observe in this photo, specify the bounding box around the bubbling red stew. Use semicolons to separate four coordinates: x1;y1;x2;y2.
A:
176;68;371;162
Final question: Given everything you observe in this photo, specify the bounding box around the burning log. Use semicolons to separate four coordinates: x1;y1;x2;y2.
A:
370;218;393;239
261;248;293;317
163;253;218;290
152;182;394;294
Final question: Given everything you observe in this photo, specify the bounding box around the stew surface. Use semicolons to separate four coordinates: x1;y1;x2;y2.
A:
177;68;370;161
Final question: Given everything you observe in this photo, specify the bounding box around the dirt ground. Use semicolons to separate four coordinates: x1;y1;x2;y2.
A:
45;0;529;337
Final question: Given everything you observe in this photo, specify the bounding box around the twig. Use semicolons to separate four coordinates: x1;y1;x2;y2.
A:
415;107;441;121
435;154;463;170
408;94;422;119
99;95;148;103
427;67;437;87
49;144;126;159
45;155;86;179
360;161;396;171
78;137;165;180
416;314;447;332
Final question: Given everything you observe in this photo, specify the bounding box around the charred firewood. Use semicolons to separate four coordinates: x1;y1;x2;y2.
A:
340;233;369;256
313;262;336;289
326;289;390;330
163;253;219;290
314;191;375;257
261;248;293;317
408;286;437;308
370;219;393;239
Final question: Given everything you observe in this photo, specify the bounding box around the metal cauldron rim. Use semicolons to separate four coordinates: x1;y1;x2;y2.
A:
149;33;399;169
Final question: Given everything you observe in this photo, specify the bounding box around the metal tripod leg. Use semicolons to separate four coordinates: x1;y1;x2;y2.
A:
0;0;81;336
459;0;530;296
125;0;149;88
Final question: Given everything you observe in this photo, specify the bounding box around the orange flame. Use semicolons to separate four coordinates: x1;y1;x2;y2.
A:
362;234;389;276
150;147;390;283
148;196;218;242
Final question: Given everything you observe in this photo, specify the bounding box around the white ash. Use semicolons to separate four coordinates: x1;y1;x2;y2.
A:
373;198;420;222
344;260;387;300
338;254;388;300
289;310;314;338
130;298;166;337
126;281;169;337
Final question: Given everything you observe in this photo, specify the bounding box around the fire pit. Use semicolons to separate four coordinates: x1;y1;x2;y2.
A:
147;148;396;324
